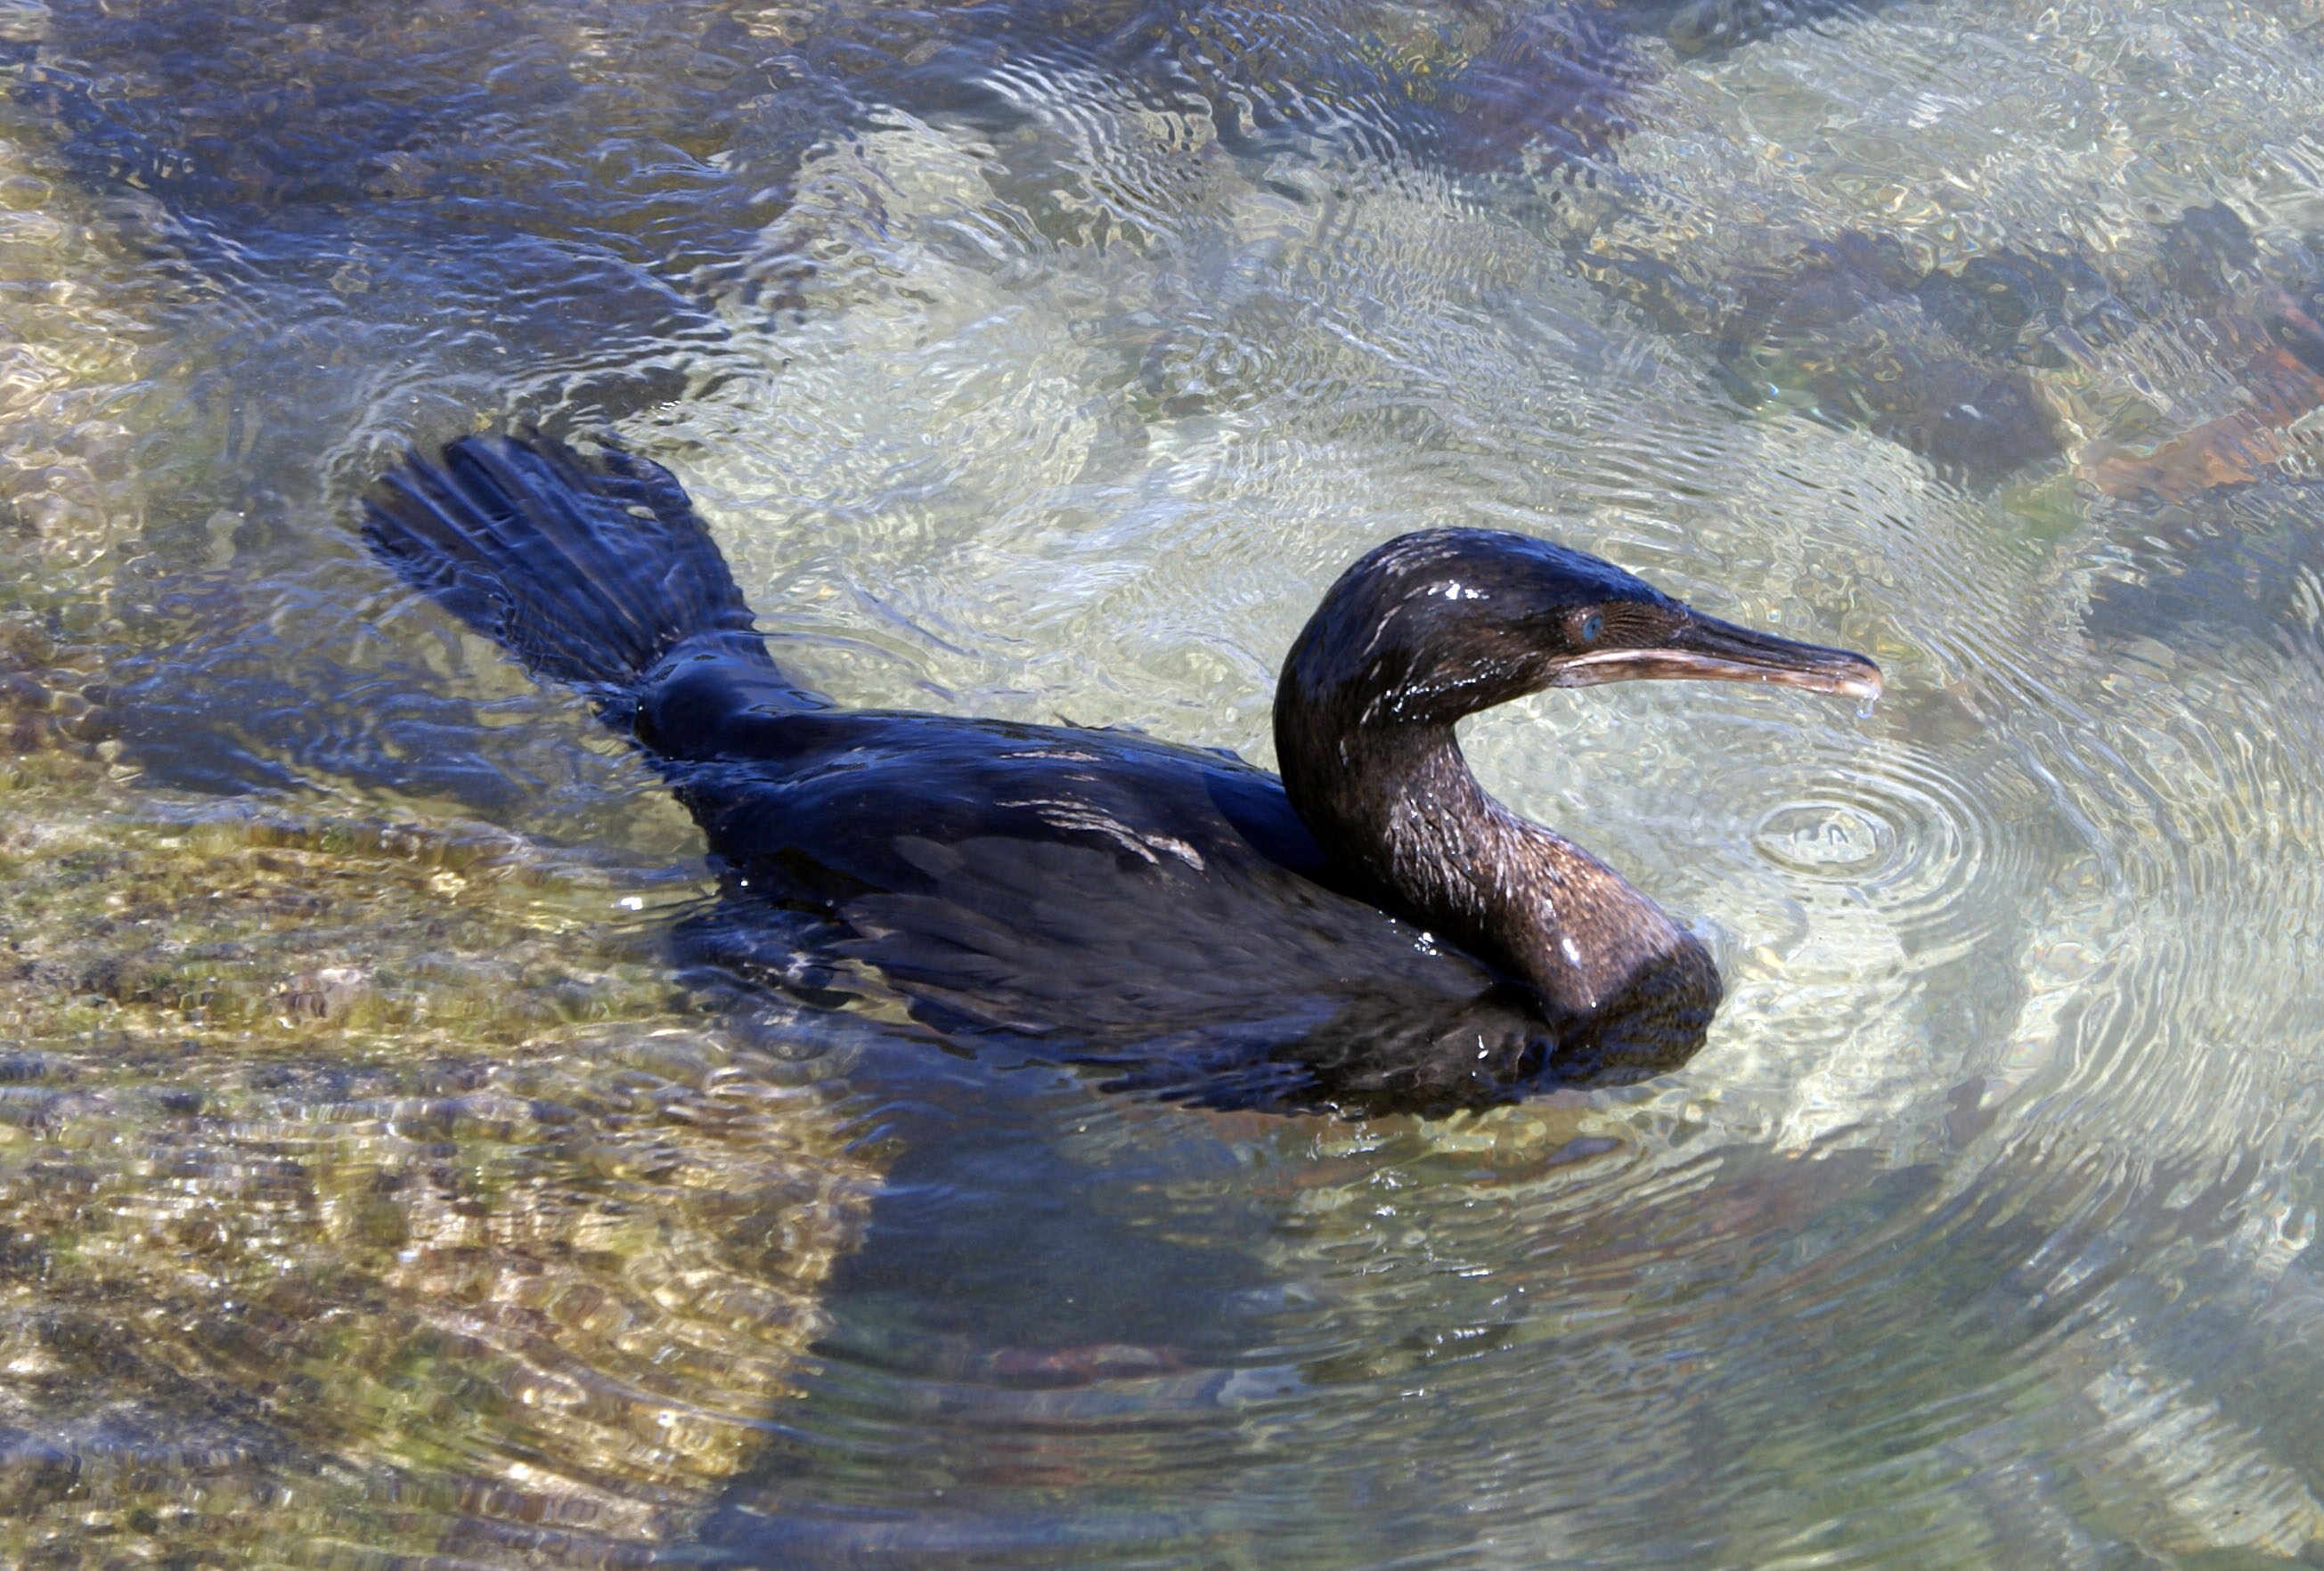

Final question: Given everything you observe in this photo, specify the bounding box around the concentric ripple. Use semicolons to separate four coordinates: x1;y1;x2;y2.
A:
1752;795;1893;878
1747;737;2019;967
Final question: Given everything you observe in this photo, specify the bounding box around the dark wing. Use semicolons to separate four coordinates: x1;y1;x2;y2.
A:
668;712;1560;1111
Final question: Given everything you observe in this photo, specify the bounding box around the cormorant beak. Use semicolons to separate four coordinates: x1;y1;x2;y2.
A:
1552;611;1884;704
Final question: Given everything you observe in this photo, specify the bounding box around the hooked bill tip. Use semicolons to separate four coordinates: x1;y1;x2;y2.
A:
1785;655;1882;715
1845;668;1883;720
1832;663;1883;707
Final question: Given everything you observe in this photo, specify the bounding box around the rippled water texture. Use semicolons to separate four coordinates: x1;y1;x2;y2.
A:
4;0;2324;1564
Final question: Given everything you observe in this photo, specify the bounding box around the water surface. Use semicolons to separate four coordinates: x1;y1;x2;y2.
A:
3;0;2324;1565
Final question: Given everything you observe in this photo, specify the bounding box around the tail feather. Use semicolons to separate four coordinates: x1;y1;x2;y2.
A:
363;435;778;704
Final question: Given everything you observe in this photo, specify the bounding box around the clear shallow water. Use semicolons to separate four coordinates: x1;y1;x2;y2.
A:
3;0;2324;1564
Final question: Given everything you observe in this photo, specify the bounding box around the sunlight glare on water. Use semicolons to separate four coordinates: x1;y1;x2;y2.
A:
2;0;2324;1565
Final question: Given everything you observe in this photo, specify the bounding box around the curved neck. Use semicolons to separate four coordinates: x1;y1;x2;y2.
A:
1276;704;1700;1022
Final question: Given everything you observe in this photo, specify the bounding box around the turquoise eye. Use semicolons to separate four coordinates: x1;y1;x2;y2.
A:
1578;611;1602;642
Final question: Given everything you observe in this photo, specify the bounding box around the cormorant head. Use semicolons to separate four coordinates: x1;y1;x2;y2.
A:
1280;527;1882;729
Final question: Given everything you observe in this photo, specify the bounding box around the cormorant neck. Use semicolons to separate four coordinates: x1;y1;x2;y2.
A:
1275;705;1703;1022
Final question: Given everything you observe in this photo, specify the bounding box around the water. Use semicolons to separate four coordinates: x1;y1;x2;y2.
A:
2;0;2322;1564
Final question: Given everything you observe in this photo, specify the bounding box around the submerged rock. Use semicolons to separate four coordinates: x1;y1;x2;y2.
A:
2083;478;2324;650
0;761;875;1567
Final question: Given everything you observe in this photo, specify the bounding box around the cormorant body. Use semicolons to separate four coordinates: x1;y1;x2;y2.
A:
365;435;1880;1113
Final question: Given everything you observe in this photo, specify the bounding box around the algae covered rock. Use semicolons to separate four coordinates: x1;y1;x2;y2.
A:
0;761;876;1565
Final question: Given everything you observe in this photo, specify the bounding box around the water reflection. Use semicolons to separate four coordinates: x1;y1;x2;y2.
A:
0;0;2322;1563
